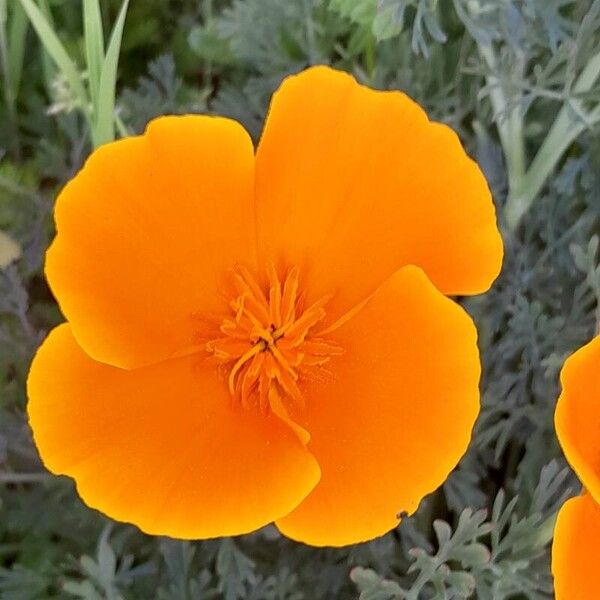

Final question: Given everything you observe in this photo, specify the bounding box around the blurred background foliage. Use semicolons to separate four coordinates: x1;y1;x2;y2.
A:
1;0;600;598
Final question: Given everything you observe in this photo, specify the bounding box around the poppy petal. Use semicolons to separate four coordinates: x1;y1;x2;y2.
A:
255;66;503;323
275;265;480;546
555;336;600;503
27;325;320;538
46;115;256;369
552;493;600;600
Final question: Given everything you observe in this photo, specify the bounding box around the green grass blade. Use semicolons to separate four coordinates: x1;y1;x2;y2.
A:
83;0;104;112
0;0;11;106
0;0;26;155
18;0;89;118
94;0;128;147
7;1;27;99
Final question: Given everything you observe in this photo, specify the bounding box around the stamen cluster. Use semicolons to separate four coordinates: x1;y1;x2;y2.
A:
205;265;343;412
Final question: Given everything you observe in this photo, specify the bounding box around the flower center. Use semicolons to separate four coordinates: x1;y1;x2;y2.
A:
204;265;343;412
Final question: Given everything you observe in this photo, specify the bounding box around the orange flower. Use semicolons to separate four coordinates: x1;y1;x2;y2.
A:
27;66;503;546
552;493;600;599
552;335;600;594
555;335;600;501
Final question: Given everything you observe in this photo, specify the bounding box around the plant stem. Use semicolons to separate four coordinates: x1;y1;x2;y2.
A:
114;112;130;138
477;40;527;220
504;49;600;230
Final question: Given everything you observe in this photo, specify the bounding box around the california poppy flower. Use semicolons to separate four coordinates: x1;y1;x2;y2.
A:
552;335;600;594
552;493;600;599
27;66;503;546
555;335;600;501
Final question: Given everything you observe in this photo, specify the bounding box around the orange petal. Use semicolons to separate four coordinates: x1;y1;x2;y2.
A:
275;266;480;546
552;493;600;600
255;66;502;323
27;325;320;538
46;116;256;369
555;336;600;502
